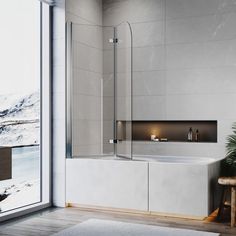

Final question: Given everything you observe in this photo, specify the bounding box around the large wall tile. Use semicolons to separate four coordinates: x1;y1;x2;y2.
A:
217;119;235;144
166;0;236;19
73;42;103;73
103;143;114;155
103;49;114;74
206;39;236;67
133;71;166;96
103;120;114;139
103;0;164;26
117;140;132;157
103;73;114;97
133;96;166;120
116;96;132;121
132;141;225;158
73;69;102;96
116;23;133;49
103;27;116;50
72;24;103;49
73;94;101;120
72;119;101;146
117;47;132;73
166;94;236;120
166;39;236;69
66;12;92;25
133;46;165;71
103;120;114;154
166;43;206;69
116;72;132;98
66;0;102;25
166;67;236;95
166;12;236;44
103;96;114;121
72;144;102;156
132;21;164;47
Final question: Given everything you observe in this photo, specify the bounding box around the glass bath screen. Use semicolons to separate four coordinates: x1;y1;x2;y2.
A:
115;22;132;159
68;22;132;158
70;24;104;157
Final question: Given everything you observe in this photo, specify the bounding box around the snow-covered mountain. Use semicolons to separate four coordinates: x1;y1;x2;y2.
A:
0;91;40;146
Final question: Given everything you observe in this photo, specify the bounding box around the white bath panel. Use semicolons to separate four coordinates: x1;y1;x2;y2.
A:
66;158;148;211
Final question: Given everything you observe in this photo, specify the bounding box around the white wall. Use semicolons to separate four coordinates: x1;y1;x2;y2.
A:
53;0;66;207
103;0;236;158
53;0;103;207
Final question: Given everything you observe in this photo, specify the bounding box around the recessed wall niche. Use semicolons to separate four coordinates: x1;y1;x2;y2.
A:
117;121;217;143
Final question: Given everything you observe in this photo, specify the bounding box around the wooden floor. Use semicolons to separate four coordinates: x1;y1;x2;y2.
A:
0;207;236;236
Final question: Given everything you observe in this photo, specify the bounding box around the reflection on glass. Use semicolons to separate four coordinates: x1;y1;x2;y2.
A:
69;22;132;159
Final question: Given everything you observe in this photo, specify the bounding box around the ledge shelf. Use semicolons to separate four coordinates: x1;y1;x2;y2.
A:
117;120;217;143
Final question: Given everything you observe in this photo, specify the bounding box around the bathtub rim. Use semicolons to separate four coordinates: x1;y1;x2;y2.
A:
69;155;224;165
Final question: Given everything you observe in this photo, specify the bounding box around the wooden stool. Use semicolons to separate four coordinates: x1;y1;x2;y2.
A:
217;177;236;227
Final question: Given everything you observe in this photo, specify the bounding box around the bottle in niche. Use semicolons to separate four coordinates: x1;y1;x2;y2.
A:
187;127;193;142
195;129;199;142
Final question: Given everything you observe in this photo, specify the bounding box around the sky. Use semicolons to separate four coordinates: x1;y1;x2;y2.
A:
0;0;40;95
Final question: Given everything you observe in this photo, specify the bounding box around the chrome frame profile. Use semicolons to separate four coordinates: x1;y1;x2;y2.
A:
66;21;73;158
114;21;133;160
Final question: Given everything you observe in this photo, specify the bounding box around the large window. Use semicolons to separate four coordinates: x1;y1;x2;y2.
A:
0;0;44;214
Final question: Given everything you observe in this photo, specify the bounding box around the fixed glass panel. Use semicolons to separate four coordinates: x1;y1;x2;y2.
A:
0;0;41;213
67;22;132;159
71;23;108;157
102;26;115;156
115;22;132;159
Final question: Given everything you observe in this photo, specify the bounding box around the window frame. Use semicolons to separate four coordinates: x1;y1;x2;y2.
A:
0;2;52;222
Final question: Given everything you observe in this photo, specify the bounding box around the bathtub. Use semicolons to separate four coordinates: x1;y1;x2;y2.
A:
66;155;222;219
133;155;216;164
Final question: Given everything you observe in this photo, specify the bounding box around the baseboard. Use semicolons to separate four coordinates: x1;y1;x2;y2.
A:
66;203;206;220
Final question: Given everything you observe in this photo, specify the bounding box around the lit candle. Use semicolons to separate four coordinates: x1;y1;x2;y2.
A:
151;134;156;141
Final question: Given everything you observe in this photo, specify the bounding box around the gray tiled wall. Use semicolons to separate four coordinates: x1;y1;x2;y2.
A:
103;0;236;158
64;0;236;159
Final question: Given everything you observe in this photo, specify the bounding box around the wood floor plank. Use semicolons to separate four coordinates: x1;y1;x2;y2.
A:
0;207;236;236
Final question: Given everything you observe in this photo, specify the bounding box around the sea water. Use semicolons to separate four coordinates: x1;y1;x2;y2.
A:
0;146;40;213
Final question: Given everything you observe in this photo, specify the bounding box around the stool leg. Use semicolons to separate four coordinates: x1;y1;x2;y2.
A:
217;186;227;221
231;187;236;227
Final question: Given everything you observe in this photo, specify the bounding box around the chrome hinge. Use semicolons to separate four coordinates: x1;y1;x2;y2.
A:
109;139;123;144
109;139;118;144
109;38;119;43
